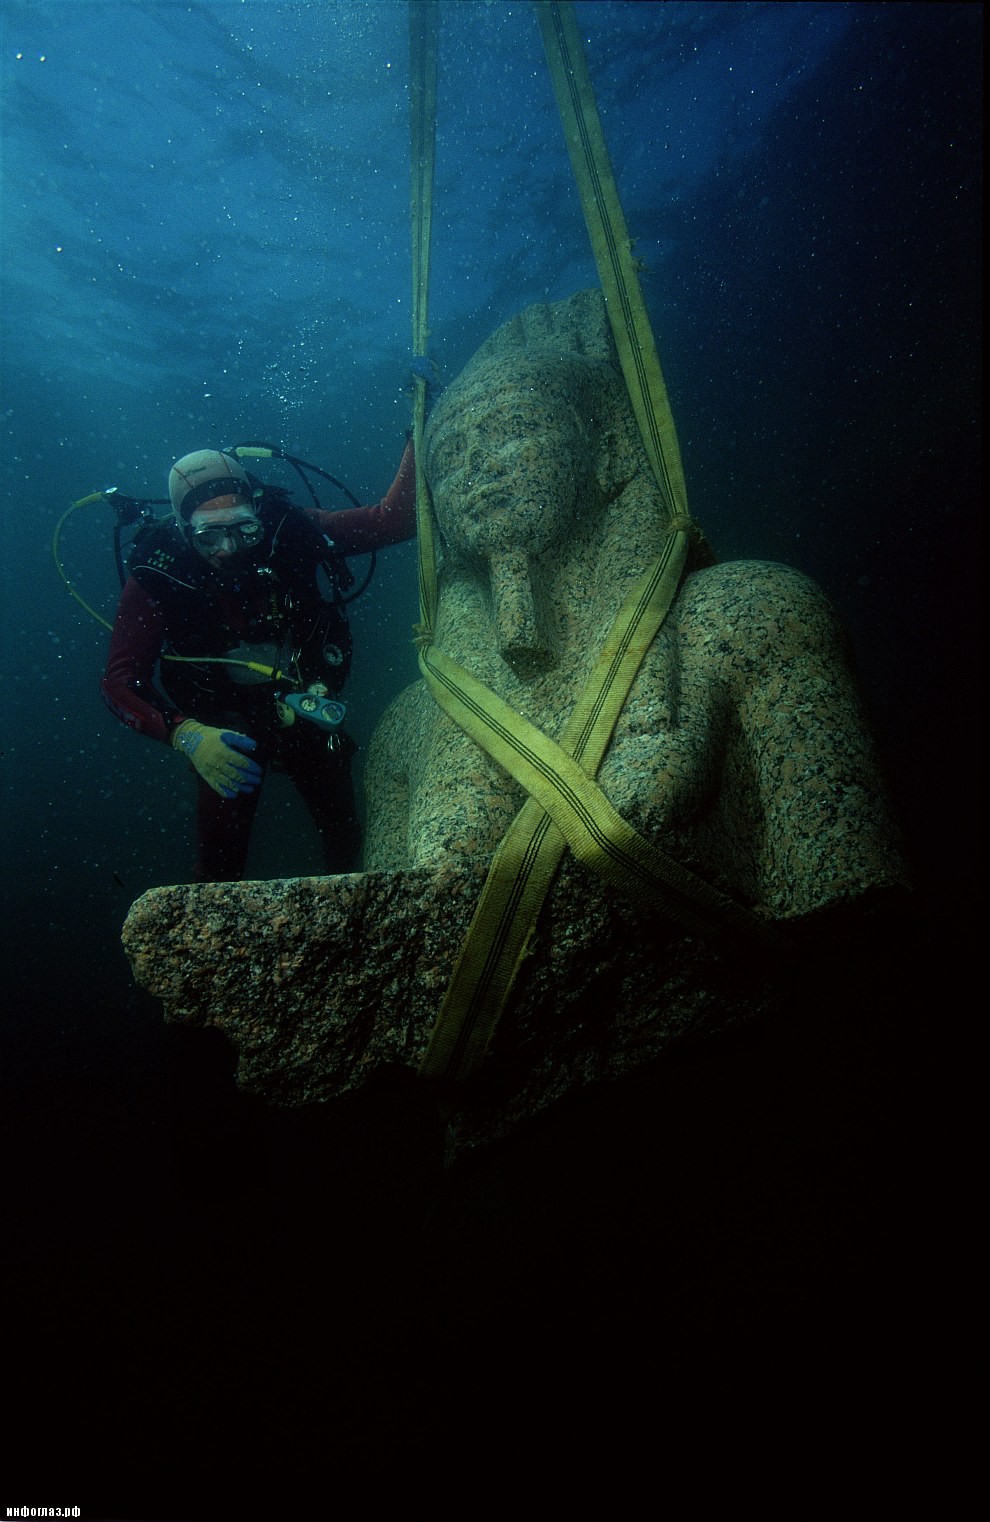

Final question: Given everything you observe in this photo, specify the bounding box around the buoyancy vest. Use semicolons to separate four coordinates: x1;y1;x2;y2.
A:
128;497;353;733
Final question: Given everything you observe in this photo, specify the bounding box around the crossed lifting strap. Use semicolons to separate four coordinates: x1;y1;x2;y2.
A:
417;544;792;1084
408;1;789;1084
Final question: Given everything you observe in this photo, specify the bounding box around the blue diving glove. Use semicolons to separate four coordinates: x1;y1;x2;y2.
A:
171;720;263;798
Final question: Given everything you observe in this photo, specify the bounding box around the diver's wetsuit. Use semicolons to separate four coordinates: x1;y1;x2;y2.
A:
102;441;416;881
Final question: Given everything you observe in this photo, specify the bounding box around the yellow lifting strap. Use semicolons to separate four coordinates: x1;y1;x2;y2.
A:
416;535;790;1084
536;0;689;521
417;538;682;1081
410;2;783;1083
408;0;440;642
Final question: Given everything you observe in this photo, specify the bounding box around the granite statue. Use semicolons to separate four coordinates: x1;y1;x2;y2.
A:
123;289;909;1156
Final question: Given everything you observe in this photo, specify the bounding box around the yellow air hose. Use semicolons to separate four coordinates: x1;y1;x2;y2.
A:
52;496;116;632
53;492;285;680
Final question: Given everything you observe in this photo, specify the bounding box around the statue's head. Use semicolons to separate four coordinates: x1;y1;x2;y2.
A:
424;291;656;678
426;352;613;557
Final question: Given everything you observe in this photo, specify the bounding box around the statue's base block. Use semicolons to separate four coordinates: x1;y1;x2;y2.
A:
123;859;785;1159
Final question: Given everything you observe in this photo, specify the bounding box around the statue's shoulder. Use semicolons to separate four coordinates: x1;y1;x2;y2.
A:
679;558;837;627
674;559;846;673
681;557;826;609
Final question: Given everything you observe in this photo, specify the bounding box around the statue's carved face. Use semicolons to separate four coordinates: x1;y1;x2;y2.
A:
426;366;594;678
428;387;584;562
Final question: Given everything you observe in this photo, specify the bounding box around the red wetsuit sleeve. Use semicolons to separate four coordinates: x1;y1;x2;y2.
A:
308;438;417;555
101;578;183;744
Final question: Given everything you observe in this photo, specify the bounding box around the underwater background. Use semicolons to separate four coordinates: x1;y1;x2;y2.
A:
1;2;980;1514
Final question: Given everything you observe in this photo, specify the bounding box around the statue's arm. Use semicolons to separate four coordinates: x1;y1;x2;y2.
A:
362;685;419;871
705;561;909;920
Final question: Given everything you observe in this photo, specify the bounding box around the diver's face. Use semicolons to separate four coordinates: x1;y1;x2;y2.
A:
188;506;264;568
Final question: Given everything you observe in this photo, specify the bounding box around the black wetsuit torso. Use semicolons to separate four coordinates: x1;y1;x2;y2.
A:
128;495;353;745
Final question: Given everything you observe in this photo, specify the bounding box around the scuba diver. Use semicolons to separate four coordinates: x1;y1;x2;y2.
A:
101;439;416;881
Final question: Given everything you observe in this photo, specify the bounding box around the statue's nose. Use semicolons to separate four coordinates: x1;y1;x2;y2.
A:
488;547;557;679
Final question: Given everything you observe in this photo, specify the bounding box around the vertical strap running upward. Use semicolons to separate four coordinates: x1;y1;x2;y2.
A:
411;5;754;1086
536;0;690;523
409;0;440;639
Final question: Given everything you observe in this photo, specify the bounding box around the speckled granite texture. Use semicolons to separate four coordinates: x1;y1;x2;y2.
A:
123;289;910;1156
366;289;906;918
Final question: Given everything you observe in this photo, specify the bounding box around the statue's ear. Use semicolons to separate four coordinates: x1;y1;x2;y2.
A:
594;410;643;497
575;358;643;498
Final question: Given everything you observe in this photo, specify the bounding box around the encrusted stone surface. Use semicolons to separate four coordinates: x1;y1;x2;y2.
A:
123;867;482;1103
123;855;785;1155
123;289;911;1157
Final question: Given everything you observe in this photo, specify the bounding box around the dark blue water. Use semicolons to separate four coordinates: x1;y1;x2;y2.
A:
1;3;979;1512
